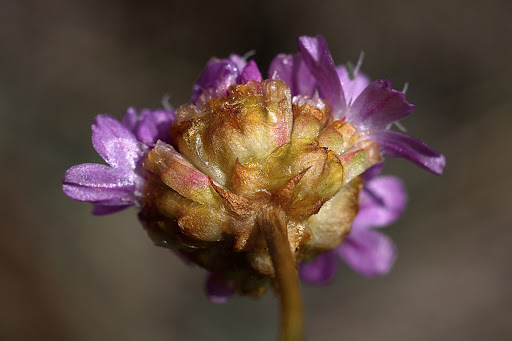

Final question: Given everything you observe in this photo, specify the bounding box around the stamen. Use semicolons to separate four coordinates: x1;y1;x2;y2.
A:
162;94;173;111
354;51;365;75
401;82;409;94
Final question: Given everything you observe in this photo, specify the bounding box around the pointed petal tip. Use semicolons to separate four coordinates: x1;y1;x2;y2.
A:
371;130;445;175
240;59;263;83
297;34;346;116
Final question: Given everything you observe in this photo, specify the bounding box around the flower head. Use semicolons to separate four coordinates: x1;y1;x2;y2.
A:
63;35;445;303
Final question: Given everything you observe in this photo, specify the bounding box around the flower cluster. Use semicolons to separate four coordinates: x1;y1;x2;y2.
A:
63;35;445;303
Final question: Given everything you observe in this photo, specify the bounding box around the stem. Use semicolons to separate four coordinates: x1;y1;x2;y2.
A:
258;207;303;341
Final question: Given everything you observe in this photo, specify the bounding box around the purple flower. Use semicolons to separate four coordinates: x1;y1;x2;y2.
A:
62;108;174;215
300;174;407;283
63;35;445;303
269;35;446;175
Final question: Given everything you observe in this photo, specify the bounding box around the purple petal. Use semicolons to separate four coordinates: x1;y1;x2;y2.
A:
337;229;397;277
132;109;175;145
239;60;262;83
347;79;414;131
297;35;346;117
228;54;247;71
360;163;384;182
63;163;135;203
299;250;338;285
352;176;407;231
92;203;131;215
191;58;240;107
336;65;371;103
268;54;316;97
92;115;141;170
205;272;234;304
370;130;446;175
121;107;138;132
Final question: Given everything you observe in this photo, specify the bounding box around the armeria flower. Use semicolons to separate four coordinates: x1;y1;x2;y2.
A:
63;108;174;215
63;35;445;309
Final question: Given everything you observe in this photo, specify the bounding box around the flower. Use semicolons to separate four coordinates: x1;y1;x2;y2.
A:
63;35;445;304
62;108;174;215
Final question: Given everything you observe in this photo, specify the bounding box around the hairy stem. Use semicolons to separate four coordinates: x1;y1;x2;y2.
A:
258;206;303;341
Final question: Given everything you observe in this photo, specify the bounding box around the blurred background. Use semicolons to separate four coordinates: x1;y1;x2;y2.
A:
1;0;511;340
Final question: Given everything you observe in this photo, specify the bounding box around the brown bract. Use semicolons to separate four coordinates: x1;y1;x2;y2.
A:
141;80;379;295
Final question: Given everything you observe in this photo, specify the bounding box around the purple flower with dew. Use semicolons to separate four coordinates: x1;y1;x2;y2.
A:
62;35;445;310
63;108;174;215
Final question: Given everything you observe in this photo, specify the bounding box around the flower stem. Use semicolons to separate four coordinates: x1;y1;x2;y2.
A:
258;206;303;341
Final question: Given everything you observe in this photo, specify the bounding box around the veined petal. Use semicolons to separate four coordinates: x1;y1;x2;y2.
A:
336;66;371;103
347;79;414;131
298;35;346;117
352;176;407;231
239;60;262;83
268;54;316;97
370;130;446;175
205;272;234;304
63;163;135;203
337;229;397;277
92;115;141;170
299;250;337;285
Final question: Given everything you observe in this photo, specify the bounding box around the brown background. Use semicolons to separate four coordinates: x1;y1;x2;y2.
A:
1;0;511;340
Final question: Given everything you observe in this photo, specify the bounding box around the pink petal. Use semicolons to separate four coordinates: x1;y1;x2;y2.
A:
133;109;174;145
352;176;407;231
92;115;141;170
347;79;414;131
337;229;397;277
63;163;135;203
268;54;316;97
191;58;240;107
92;203;131;215
371;130;446;175
297;35;346;117
299;250;338;285
240;60;262;83
228;54;247;71
336;65;371;103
